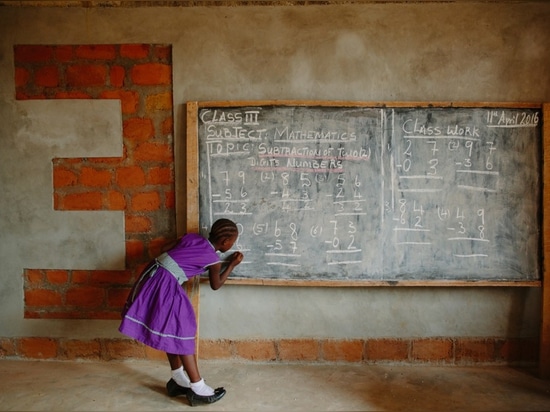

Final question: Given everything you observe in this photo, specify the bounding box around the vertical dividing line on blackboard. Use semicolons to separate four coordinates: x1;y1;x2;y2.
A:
390;109;396;213
380;109;386;225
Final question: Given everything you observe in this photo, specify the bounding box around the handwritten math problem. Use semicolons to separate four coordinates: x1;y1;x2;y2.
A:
197;105;541;281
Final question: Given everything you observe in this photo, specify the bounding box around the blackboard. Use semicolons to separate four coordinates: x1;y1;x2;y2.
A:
190;102;543;285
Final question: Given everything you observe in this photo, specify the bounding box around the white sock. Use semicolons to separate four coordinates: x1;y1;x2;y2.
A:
171;366;191;388
190;378;215;396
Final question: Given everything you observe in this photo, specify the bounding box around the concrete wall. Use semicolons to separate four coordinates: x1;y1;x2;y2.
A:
0;3;549;349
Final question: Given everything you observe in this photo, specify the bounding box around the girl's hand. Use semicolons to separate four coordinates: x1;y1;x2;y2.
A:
209;252;244;290
230;251;244;265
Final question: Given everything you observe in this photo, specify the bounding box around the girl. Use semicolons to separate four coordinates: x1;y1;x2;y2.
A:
119;219;243;406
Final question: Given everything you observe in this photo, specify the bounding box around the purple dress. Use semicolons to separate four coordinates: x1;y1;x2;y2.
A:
119;233;220;355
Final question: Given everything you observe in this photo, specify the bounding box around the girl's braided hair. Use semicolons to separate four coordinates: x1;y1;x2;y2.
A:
209;218;238;243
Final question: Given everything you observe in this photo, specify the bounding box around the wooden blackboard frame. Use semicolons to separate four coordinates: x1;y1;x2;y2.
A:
179;100;550;376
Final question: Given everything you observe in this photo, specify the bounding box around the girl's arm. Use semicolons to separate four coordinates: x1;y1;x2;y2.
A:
208;251;244;290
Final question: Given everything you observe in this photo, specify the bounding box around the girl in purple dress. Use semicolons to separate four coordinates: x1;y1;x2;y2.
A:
119;219;243;406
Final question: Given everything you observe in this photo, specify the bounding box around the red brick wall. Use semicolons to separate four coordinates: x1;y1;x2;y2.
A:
0;336;538;365
14;44;174;319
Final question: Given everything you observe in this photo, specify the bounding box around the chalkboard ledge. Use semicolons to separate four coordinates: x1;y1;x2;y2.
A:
199;277;541;288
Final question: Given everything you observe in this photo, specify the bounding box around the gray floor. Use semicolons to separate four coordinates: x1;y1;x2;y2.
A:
1;359;550;411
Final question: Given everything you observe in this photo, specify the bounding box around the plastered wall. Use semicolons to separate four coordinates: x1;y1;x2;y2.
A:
0;3;549;361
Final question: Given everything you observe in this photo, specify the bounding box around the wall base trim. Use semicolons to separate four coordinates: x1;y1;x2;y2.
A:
0;337;538;365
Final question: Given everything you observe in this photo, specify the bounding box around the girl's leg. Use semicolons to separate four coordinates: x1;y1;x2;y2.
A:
167;353;201;383
167;352;182;370
180;354;201;383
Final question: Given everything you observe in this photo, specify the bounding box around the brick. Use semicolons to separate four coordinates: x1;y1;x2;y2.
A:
520;337;539;362
135;262;149;275
16;90;31;100
25;289;63;306
126;239;145;261
148;166;172;185
107;287;132;308
278;339;319;361
131;192;161;211
72;270;90;283
80;167;112;187
125;215;152;233
75;45;116;60
101;90;139;114
153;45;171;61
24;310;41;319
65;286;105;307
498;337;539;363
116;166;146;188
234;340;277;361
17;91;46;99
121;44;150;59
456;338;495;363
66;64;108;87
90;270;132;285
35;65;59;87
108;190;126;210
25;269;44;285
411;338;454;363
134;142;173;163
53;167;78;187
62;192;103;210
131;63;171;86
55;45;73;62
123;117;155;141
14;67;30;87
19;337;58;359
0;338;16;357
145;92;172;112
147;237;170;258
165;191;175;208
366;338;409;362
104;339;146;360
161;117;173;136
63;339;101;360
199;339;232;359
14;45;53;63
497;338;521;363
110;65;125;88
45;269;69;284
53;193;61;209
322;339;363;362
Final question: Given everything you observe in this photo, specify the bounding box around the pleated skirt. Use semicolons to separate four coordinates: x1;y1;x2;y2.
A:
118;265;197;355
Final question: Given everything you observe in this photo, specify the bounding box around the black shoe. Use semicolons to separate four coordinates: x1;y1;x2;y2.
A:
166;378;191;397
186;387;226;406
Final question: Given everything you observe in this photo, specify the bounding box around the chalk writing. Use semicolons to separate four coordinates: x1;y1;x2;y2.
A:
197;105;541;281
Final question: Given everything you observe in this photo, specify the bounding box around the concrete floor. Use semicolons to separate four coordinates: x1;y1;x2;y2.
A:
1;360;550;411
